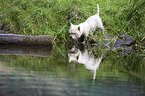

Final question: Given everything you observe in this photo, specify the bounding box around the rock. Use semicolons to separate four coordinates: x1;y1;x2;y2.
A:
119;33;135;45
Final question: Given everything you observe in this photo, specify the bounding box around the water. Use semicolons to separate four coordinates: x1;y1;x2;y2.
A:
0;44;144;96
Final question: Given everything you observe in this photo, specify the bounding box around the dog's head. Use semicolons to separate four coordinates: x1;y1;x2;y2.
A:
69;23;82;39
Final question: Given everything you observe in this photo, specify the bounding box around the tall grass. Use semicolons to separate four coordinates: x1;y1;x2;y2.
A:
1;0;144;42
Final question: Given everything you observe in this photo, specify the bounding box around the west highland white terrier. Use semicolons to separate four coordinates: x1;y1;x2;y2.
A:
69;4;104;40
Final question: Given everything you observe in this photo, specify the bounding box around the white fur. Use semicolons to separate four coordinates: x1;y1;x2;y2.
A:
69;4;104;40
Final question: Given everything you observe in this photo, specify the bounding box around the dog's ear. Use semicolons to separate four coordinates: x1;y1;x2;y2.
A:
78;26;80;31
70;23;73;26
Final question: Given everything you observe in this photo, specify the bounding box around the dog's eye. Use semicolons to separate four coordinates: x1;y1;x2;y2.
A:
77;56;79;60
78;26;80;31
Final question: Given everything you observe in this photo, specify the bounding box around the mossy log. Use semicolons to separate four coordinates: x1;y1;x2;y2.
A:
0;34;53;46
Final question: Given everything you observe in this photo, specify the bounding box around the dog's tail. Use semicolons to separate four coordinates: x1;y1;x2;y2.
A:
97;4;99;15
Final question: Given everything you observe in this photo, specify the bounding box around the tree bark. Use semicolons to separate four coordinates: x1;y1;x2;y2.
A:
0;34;53;46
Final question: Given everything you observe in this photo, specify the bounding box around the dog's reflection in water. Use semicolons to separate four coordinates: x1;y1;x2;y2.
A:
68;45;103;81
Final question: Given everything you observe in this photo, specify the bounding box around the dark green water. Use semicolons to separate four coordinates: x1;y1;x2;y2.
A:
0;44;144;96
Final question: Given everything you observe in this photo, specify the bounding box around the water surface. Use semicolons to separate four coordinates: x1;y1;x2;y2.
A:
0;44;144;96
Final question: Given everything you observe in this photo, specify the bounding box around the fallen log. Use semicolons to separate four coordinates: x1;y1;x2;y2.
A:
0;34;53;46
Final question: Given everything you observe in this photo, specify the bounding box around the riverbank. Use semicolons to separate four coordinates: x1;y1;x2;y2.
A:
1;0;144;43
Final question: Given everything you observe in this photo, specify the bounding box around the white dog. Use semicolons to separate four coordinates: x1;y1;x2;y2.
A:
69;4;104;40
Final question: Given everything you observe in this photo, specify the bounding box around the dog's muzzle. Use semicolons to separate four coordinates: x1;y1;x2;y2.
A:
69;33;79;39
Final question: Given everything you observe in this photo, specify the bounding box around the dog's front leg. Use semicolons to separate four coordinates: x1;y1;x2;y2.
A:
82;37;89;45
82;41;86;44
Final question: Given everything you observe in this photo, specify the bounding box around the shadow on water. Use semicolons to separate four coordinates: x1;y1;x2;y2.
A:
0;42;145;96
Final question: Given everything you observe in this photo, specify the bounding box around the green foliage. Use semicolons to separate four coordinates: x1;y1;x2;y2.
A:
1;0;144;42
119;0;145;38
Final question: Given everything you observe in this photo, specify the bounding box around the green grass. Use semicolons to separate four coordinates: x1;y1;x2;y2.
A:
0;0;145;42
